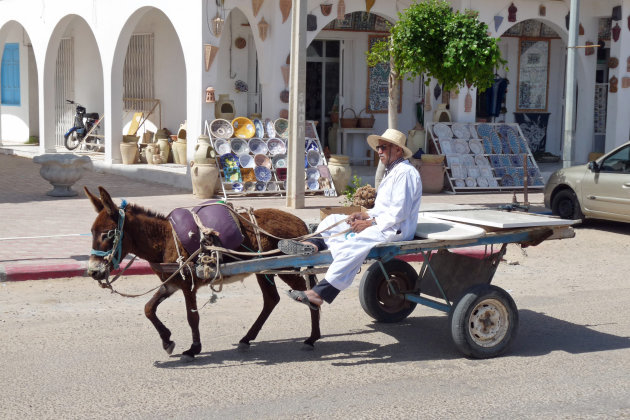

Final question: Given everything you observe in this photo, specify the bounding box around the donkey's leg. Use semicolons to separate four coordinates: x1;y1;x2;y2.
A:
238;274;280;349
145;284;177;355
279;273;321;349
181;288;202;362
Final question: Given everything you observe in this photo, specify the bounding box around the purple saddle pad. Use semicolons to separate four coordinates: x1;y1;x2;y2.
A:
168;201;244;255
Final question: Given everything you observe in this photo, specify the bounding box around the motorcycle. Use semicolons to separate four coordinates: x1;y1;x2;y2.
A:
64;99;102;151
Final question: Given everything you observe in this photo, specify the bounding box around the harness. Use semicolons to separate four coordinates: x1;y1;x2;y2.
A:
91;199;128;270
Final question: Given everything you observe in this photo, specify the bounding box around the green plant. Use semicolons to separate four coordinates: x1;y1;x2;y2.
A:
25;136;39;145
342;175;364;205
366;0;506;93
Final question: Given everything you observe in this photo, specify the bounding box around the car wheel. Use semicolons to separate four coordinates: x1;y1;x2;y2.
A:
551;189;584;220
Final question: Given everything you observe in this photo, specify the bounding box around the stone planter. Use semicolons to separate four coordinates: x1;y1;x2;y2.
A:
33;153;93;197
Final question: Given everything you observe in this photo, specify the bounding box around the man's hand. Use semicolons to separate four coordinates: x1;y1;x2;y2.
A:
346;211;369;223
349;218;373;233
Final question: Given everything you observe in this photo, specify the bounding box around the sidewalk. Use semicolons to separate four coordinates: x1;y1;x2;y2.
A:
0;145;548;282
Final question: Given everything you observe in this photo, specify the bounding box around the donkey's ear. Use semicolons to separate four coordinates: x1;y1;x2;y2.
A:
84;186;104;213
98;186;118;217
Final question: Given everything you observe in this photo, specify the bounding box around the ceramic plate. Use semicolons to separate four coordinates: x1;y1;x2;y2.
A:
452;123;470;140
241;168;256;183
469;139;484;155
479;167;493;178
305;138;319;152
307;180;320;191
307;149;322;167
274;118;289;140
275;167;287;181
254;153;272;169
306;167;320;181
499;155;511;168
214;138;231;156
271;154;287;169
254;166;272;182
510;154;524;167
461;155;475;167
230;138;250;155
219;152;239;169
500;174;515;187
232;117;256;139
267;182;279;191
224;166;242;183
474;155;490;167
232;182;243;192
267;138;287;155
494;167;506;178
439;139;453;154
476;177;490;188
491;132;503;154
248;138;268;155
482;137;493;154
488;177;499;187
465;177;477;187
210;119;234;139
253;119;265;138
454;139;470;154
243;181;256;192
476;124;494;138
446;154;461;168
467;167;480;178
469;125;478;139
255;181;267;191
450;164;466;179
454;179;466;188
433;123;452;139
265;118;276;138
239;154;254;168
317;165;331;180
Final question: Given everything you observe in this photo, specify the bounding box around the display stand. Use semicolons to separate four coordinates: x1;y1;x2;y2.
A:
207;119;337;198
426;122;545;193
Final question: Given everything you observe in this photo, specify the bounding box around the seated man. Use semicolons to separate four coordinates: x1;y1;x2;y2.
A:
280;128;423;310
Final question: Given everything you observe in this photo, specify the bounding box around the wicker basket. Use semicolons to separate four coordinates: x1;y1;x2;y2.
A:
340;108;358;128
357;108;375;128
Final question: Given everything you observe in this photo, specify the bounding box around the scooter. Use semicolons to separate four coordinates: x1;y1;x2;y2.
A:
64;99;102;151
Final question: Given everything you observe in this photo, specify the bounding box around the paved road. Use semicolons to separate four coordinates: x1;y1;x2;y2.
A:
1;218;629;419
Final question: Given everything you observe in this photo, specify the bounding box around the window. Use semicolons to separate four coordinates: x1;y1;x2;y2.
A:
601;145;630;173
1;43;20;106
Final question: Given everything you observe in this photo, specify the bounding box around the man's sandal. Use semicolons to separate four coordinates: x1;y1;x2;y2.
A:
278;239;318;256
286;289;320;311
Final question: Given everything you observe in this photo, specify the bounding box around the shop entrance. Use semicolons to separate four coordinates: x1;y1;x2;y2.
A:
305;39;340;150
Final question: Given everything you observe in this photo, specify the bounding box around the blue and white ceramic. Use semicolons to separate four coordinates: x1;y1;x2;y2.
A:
254;165;272;182
476;124;494;138
253;119;265;138
265;118;276;138
232;182;243;192
248;138;268;155
306;167;320;181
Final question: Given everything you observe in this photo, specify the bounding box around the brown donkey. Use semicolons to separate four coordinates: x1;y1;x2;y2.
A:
85;186;320;361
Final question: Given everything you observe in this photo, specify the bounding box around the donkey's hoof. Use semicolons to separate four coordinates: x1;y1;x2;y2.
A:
237;342;251;351
164;341;176;355
180;354;195;363
301;342;315;351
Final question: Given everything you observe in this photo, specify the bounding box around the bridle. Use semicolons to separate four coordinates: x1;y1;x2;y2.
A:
91;199;127;271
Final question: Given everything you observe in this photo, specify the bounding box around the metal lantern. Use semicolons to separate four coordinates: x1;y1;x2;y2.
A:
206;87;216;103
508;3;517;22
258;17;269;41
212;12;224;37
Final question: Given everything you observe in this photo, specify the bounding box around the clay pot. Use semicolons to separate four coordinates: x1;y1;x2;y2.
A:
194;135;216;164
157;138;170;164
146;143;159;165
120;142;138;165
190;161;220;199
172;140;188;165
327;154;351;194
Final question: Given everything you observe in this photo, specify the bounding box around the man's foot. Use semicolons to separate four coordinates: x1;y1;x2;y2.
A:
286;289;323;310
278;239;318;256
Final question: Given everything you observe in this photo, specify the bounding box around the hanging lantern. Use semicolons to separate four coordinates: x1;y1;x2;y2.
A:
366;0;375;14
612;23;621;42
609;76;618;93
280;0;292;23
494;15;504;32
539;5;546;17
258;17;270;41
252;0;264;17
212;12;224;37
508;3;517;22
205;87;216;103
433;83;442;101
204;45;219;71
579;24;585;36
337;0;346;20
612;6;622;21
320;3;333;16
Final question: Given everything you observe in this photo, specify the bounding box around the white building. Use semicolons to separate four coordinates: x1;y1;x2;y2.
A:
0;0;628;172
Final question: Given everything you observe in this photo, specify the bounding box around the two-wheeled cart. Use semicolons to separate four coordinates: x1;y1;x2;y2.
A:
211;213;575;358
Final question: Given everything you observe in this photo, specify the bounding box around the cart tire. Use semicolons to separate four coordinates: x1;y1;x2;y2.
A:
64;131;81;150
449;284;518;359
359;259;418;323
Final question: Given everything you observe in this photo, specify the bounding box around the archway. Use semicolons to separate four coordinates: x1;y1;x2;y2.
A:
0;21;39;144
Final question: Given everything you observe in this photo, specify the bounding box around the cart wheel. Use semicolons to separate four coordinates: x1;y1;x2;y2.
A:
359;259;418;323
449;284;518;359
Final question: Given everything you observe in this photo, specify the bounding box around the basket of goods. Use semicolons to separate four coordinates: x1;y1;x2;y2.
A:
357;108;375;128
340;108;358;128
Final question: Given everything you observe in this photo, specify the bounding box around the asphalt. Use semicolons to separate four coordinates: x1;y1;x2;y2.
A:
0;142;549;282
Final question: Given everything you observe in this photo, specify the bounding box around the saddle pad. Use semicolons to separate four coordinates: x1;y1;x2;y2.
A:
168;201;244;255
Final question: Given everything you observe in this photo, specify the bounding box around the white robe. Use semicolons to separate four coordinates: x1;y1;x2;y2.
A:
318;160;422;291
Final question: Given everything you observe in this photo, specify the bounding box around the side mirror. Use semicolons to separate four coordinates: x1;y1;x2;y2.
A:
587;161;600;172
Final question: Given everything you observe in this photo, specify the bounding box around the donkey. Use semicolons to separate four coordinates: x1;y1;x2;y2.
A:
85;186;319;361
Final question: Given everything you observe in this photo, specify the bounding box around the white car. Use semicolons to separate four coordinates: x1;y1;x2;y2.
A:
544;142;630;223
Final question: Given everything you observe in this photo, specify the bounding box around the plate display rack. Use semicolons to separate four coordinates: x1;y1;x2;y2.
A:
427;122;545;193
206;119;337;198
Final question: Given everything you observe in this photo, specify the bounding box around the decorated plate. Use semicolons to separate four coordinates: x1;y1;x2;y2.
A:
254;153;272;169
253;119;265;138
469;125;478;139
306;167;320;181
454;179;466;188
500;174;515;187
433;122;452;139
482;137;493;154
243;181;256;192
445;154;460;167
454;139;470;154
232;182;243;192
272;153;287;169
474;155;490;167
230;138;250;155
274;118;289;140
275;167;287;181
501;138;511;155
223;166;242;183
507;130;520;154
469;139;484;155
467;166;481;178
254;165;272;182
461;154;475;167
510;154;525;167
489;155;501;168
267;138;287;155
487;177;499;187
265;118;276;138
494;167;507;178
499;155;511;168
450;164;466;179
476;123;494;138
248;138;268;155
266;182;280;191
491;132;503;154
439;139;453;154
307;149;322;167
518;136;529;153
232;117;256;139
465;177;477;187
219;152;239;169
307;180;320;191
452;123;470;140
479;167;493;178
210;119;234;139
239;154;255;168
241;168;256;183
476;177;490;188
214;138;231;156
255;181;267;191
317;165;331;180
305;138;319;152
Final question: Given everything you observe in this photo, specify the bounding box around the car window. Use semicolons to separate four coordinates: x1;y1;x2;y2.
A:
600;145;630;173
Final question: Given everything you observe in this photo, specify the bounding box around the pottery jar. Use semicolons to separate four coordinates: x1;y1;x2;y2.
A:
157;138;170;163
194;135;216;164
172;139;188;165
190;161;220;199
214;94;235;120
327;154;351;195
146;143;159;165
120;142;138;165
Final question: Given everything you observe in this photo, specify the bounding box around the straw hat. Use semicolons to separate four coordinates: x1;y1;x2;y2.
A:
367;128;413;159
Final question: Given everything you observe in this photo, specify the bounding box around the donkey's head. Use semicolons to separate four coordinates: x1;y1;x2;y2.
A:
84;186;130;281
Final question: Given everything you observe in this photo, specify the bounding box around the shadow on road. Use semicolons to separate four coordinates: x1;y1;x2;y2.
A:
152;309;630;369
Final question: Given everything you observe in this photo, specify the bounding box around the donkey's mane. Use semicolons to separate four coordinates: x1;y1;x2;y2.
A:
128;203;168;220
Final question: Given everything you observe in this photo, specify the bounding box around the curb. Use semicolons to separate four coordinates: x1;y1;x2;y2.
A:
0;260;155;282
